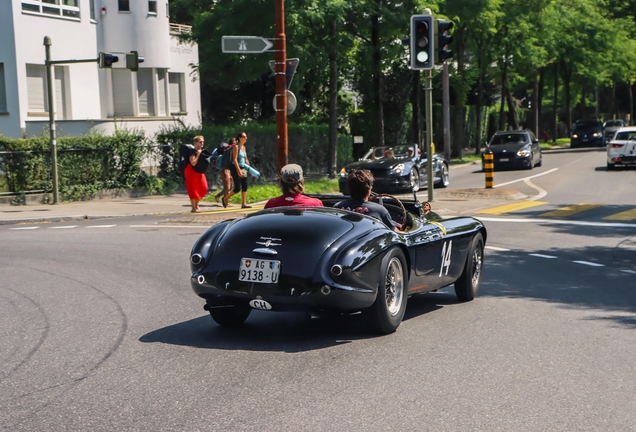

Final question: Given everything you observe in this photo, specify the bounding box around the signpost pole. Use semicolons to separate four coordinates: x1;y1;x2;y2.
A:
275;0;288;171
44;36;59;204
425;69;434;203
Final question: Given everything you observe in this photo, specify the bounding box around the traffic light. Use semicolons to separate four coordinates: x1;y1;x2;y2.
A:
435;19;454;64
410;14;434;70
126;51;145;71
98;52;119;68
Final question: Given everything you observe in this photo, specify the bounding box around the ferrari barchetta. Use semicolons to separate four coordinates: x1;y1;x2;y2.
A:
190;194;486;334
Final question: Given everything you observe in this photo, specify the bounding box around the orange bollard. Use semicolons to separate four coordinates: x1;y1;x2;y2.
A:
484;151;494;188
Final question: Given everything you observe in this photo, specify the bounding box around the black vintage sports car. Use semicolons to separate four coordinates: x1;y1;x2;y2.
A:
338;145;449;194
190;194;486;334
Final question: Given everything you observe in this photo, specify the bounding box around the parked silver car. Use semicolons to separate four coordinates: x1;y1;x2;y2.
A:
603;119;626;144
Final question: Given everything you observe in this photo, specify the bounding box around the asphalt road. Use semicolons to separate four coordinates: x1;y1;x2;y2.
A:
1;147;635;431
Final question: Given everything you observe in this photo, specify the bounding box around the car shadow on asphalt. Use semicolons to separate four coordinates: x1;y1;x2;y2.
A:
138;292;456;352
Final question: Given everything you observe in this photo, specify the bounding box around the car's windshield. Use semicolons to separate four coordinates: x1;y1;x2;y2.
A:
615;131;636;140
604;120;623;127
362;145;417;160
490;133;528;145
573;120;602;131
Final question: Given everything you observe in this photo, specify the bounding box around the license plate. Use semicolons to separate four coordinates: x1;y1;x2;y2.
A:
583;138;589;141
239;258;280;284
499;158;509;162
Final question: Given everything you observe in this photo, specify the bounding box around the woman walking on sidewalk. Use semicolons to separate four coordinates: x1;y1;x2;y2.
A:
223;132;252;209
184;135;208;212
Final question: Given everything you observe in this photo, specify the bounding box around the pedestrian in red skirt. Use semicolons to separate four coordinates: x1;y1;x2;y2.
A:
184;135;208;212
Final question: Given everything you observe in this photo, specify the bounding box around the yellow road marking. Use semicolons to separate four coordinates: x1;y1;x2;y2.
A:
603;208;636;221
476;201;548;215
540;204;602;217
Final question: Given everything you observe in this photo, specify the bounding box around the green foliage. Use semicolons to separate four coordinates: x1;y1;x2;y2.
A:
202;178;340;205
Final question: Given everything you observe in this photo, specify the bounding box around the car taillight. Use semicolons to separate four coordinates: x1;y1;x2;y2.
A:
609;143;625;148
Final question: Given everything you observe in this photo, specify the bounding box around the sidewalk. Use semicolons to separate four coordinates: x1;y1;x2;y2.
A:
0;183;527;225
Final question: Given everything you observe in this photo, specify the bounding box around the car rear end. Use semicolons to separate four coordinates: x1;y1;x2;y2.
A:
607;128;636;170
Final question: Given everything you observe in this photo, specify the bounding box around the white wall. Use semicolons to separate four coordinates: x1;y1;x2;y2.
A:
169;37;201;130
0;2;21;138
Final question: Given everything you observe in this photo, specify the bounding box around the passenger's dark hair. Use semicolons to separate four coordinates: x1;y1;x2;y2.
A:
278;178;305;195
346;169;374;200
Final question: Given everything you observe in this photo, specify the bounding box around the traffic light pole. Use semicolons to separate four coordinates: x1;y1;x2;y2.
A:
274;0;288;172
424;69;434;204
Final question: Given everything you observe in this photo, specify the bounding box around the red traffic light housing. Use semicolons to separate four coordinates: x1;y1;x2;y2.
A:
435;19;454;64
410;14;434;70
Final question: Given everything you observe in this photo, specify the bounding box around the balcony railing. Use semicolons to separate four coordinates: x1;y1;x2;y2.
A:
170;23;192;35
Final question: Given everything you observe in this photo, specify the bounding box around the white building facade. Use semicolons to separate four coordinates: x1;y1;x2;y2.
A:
0;0;201;139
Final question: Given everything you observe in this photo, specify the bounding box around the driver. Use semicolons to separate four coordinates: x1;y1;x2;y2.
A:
334;169;400;231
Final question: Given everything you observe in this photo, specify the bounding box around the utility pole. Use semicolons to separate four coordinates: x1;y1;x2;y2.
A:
44;36;59;204
274;0;288;171
443;61;451;163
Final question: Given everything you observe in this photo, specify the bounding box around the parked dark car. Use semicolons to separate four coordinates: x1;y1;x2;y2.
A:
189;195;486;334
603;119;626;144
338;144;449;194
481;130;542;170
571;120;604;148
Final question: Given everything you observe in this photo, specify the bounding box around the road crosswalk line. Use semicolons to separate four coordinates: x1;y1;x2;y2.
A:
540;204;603;217
603;208;636;221
476;201;547;215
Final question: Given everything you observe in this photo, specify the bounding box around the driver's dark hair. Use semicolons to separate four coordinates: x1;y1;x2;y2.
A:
346;169;374;200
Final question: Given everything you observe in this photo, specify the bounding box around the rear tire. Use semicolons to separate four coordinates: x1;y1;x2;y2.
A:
454;233;484;302
607;163;615;171
435;163;450;188
208;304;251;326
365;247;408;334
409;168;420;192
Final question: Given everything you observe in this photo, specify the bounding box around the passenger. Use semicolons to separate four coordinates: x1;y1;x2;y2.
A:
385;148;395;159
264;164;324;209
334;169;400;231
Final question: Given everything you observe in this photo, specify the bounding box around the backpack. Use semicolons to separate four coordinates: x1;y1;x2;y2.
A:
222;144;237;170
192;149;213;173
209;147;220;170
178;144;195;173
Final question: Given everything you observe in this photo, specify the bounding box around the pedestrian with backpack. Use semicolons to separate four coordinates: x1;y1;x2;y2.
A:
184;135;208;212
223;132;253;209
214;138;235;206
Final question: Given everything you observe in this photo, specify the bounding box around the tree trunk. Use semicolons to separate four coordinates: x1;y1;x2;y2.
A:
499;57;508;130
610;80;616;119
451;25;466;158
412;70;420;146
580;83;586;120
532;68;538;136
475;55;483;155
371;15;384;147
561;60;572;135
552;62;559;143
327;19;338;178
538;67;545;134
505;83;519;130
630;82;634;126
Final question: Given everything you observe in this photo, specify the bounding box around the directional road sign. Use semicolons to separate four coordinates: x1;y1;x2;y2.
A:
222;36;273;54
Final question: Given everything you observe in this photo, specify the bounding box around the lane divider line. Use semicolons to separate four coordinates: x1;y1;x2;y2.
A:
573;261;605;267
529;253;558;259
485;246;510;251
540;204;603;218
9;226;39;230
477;216;636;229
494;168;559;188
476;201;548;215
49;226;78;229
621;270;636;275
86;225;116;228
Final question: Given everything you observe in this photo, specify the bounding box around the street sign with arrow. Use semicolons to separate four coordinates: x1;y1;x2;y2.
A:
222;36;273;54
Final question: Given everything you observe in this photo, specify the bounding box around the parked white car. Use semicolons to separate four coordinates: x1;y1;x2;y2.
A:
607;127;636;170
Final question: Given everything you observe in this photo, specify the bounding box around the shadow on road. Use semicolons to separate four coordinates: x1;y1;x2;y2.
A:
139;294;453;351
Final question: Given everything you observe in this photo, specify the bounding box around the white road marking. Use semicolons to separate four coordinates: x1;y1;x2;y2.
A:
477;217;636;229
529;253;558;259
49;225;78;229
485;246;510;251
130;225;210;228
10;226;39;230
621;270;636;275
86;225;116;228
573;261;605;267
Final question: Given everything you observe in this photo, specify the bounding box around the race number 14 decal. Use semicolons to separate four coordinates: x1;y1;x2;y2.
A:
439;240;452;277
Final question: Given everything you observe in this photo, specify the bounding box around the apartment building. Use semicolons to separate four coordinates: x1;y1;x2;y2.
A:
0;0;201;138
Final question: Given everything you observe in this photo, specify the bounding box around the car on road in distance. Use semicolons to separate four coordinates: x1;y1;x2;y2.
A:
603;119;626;144
607;126;636;170
571;119;604;148
189;195;486;334
481;130;542;171
338;144;449;195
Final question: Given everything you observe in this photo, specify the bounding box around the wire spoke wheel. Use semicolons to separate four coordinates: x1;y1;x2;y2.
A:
385;257;404;316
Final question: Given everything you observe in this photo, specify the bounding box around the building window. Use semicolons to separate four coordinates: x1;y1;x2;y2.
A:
112;70;135;116
118;0;130;12
0;64;7;113
148;0;157;14
166;2;169;18
157;70;167;116
21;0;80;19
137;69;155;116
26;64;69;119
168;73;185;114
90;0;96;20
